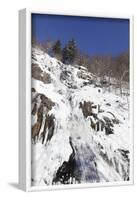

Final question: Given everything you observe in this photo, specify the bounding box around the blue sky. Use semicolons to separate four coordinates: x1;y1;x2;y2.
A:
32;14;129;56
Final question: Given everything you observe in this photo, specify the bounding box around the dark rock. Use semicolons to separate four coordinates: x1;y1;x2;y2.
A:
32;103;37;115
105;126;114;135
32;56;37;61
31;88;36;93
79;101;96;118
94;83;102;88
90;118;96;130
98;104;104;113
103;116;114;135
53;137;76;184
100;79;107;85
106;103;111;106
40;94;55;110
118;149;130;160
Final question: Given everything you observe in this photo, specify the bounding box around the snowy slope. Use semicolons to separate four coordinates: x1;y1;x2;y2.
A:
31;47;130;186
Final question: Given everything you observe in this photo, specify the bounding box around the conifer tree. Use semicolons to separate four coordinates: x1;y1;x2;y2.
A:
62;39;77;64
52;40;62;59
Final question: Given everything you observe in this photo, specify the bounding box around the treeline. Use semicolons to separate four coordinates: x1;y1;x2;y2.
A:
32;38;77;64
32;38;129;83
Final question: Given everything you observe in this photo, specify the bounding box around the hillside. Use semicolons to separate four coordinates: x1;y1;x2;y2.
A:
31;47;130;186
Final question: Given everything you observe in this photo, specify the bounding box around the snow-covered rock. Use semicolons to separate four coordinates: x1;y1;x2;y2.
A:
31;47;130;186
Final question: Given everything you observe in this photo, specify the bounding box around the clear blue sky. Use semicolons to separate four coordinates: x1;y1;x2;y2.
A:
32;14;129;56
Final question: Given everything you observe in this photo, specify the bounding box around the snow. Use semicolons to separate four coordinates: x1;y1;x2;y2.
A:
31;132;72;186
31;47;130;186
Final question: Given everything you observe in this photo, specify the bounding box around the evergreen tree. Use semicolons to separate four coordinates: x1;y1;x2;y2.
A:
52;40;62;57
62;39;77;64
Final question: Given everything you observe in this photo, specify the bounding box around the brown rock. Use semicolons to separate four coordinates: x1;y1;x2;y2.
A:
32;103;37;115
79;101;95;118
32;63;51;84
32;121;41;139
31;93;55;142
40;94;55;110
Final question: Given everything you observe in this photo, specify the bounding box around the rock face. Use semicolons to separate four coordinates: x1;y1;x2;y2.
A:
79;101;97;118
31;91;55;143
32;63;51;84
31;47;130;186
79;101;117;135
